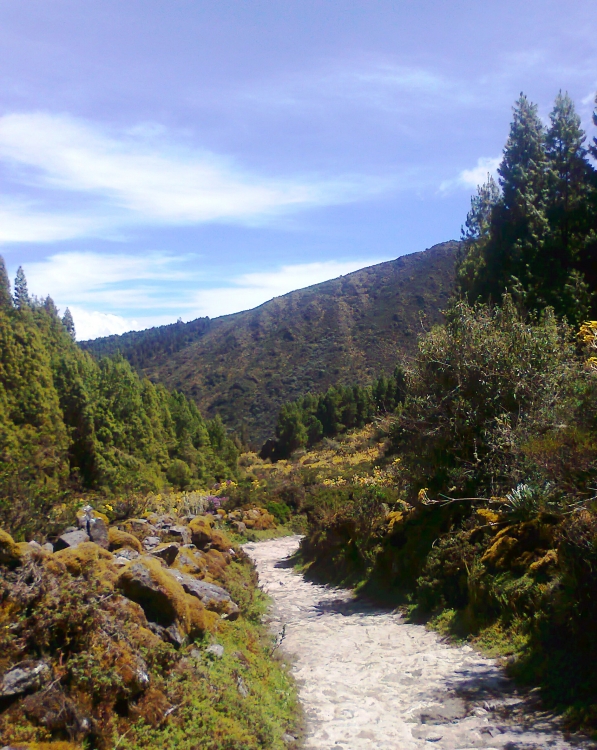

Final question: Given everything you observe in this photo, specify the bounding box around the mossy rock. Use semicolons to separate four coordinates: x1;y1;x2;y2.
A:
210;530;233;553
55;542;117;585
253;512;276;530
117;556;191;632
476;508;501;525
76;508;109;526
188;516;214;548
108;527;143;553
204;549;228;579
0;528;23;565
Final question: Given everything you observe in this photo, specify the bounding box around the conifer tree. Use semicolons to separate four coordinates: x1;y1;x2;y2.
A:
13;266;30;309
0;256;11;309
543;91;594;322
62;307;76;340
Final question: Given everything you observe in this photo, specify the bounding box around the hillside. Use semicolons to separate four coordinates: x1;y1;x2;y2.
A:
83;241;459;443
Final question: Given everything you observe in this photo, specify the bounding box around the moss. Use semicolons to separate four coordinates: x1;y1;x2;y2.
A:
0;528;23;565
108;527;143;553
481;520;554;572
54;542;116;580
204;549;228;580
76;508;109;526
476;508;501;524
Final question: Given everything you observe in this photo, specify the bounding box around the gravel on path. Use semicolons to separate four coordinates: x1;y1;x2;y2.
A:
244;535;595;750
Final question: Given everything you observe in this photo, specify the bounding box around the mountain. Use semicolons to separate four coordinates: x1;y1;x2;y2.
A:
83;241;459;443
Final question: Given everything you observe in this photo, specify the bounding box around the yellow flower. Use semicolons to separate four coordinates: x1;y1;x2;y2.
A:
105;503;114;512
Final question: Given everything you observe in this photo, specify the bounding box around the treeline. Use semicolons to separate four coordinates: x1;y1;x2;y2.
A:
262;368;405;459
80;315;211;369
0;261;237;538
458;91;597;323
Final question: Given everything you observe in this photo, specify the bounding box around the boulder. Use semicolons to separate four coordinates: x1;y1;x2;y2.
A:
0;660;50;697
188;516;214;548
54;529;90;551
169;569;239;620
149;543;180;566
117;556;191;630
54;542;116;585
108;527;143;553
112;546;140;561
231;521;247;534
210;530;234;553
0;529;23;565
163;525;191;545
142;536;161;550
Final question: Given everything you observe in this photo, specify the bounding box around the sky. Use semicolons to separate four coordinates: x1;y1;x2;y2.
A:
1;1;596;339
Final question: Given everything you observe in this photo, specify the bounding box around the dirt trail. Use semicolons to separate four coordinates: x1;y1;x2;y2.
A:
244;535;594;750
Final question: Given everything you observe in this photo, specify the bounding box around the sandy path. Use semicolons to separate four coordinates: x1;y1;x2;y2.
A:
244;535;594;750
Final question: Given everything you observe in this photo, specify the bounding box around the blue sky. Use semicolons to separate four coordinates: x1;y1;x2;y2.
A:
1;0;596;339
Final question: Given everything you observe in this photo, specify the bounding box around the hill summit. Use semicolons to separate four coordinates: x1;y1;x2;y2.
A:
83;241;459;442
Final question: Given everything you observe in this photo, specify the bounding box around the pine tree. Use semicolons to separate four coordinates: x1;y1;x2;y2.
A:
13;266;30;309
543;91;594;322
62;308;76;340
0;256;11;309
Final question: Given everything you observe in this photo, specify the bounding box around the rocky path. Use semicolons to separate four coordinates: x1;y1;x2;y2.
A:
244;536;594;750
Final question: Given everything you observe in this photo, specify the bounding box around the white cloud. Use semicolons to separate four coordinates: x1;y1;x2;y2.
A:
69;307;140;341
440;156;501;193
187;258;390;318
0;112;390;243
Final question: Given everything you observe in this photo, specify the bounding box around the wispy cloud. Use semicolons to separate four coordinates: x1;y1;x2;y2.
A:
440;156;501;193
0;112;392;243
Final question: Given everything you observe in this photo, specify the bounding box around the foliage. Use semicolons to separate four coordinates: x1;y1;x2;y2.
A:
457;92;597;324
0;263;239;539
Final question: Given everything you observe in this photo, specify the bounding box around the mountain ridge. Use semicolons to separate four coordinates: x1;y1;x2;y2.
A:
83;240;460;442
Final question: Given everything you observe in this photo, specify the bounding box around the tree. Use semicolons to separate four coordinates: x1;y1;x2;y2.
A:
542;91;594;322
62;308;76;340
0;256;11;309
13;266;30;309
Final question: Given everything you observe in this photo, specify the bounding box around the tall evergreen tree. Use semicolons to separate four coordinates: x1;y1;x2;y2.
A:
0;256;11;309
543;91;594;322
13;266;30;309
62;307;76;340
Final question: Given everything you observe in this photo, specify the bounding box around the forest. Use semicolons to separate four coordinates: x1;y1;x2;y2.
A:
0;265;238;539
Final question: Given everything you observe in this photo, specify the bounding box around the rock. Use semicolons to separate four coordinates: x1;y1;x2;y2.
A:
87;517;109;548
0;660;50;696
42;542;54;552
149;543;180;566
54;542;116;582
143;536;161;550
54;529;90;551
117;556;191;630
123;518;159;540
237;675;249;698
113;546;140;561
148;621;186;648
188;516;214;548
206;643;224;658
282;734;296;744
169;569;240;620
164;525;191;545
0;529;23;565
108;527;143;553
210;529;234;553
231;521;247;534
